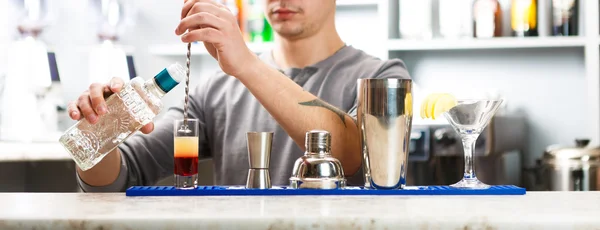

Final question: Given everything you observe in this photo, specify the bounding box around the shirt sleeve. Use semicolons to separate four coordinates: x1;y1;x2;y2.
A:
347;58;412;118
76;78;212;192
76;151;129;192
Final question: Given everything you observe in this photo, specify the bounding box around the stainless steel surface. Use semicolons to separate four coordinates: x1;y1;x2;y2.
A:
289;130;346;189
290;178;346;189
246;169;271;189
306;130;331;154
357;78;412;189
543;165;599;191
245;132;273;189
544;139;600;161
246;132;273;169
406;115;527;187
532;139;600;191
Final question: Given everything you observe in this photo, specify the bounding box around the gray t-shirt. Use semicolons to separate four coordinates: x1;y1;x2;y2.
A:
77;45;411;192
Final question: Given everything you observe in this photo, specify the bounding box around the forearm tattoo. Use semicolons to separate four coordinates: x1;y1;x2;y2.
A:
298;99;352;127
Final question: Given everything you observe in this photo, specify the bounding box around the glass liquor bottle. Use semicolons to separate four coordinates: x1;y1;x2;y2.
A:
473;0;503;38
399;0;433;40
551;0;578;36
59;63;185;171
511;0;538;37
439;0;474;39
262;17;274;42
247;0;270;42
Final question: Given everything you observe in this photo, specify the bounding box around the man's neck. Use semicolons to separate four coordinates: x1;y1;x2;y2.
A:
272;30;345;69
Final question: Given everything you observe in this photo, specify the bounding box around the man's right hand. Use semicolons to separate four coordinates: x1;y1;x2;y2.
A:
67;77;154;134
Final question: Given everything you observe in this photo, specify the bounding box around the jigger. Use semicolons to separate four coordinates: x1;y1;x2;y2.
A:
245;132;273;189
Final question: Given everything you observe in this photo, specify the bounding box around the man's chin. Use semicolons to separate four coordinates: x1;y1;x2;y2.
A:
277;31;304;38
272;26;304;39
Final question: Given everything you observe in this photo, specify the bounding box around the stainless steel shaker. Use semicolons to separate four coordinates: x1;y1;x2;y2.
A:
245;132;273;189
357;78;413;189
289;130;346;189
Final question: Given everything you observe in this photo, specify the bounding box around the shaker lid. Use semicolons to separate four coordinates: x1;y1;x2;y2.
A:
544;139;600;160
305;130;331;154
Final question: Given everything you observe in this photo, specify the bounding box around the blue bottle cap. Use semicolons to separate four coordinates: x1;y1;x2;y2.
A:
154;63;185;93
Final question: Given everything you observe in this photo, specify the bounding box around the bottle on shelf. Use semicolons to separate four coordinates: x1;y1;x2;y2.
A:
511;0;538;37
247;0;274;42
473;0;503;38
59;63;185;171
216;0;246;40
551;0;578;36
438;0;474;39
235;0;248;41
399;0;433;40
262;17;274;42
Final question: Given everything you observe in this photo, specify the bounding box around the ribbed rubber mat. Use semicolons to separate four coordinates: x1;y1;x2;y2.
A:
126;185;526;196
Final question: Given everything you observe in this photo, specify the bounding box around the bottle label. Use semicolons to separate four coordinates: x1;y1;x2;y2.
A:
60;82;155;169
474;0;498;38
552;0;575;27
399;0;432;39
439;0;473;38
511;0;535;32
246;0;266;42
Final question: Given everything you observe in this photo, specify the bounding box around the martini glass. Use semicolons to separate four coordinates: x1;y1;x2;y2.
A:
442;99;503;189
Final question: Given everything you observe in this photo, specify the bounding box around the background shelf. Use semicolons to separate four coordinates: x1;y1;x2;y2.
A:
150;37;588;56
387;37;587;51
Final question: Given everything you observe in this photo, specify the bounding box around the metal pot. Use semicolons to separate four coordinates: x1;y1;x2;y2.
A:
534;139;600;191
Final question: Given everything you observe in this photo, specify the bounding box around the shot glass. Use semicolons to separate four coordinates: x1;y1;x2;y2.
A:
173;119;199;189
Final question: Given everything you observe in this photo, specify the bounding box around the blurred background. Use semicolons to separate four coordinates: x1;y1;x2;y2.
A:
0;0;599;192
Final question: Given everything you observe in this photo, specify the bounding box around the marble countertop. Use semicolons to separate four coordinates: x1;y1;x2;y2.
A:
0;141;71;162
1;192;599;229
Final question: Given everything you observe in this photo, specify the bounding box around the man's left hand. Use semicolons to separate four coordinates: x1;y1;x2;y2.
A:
176;0;258;78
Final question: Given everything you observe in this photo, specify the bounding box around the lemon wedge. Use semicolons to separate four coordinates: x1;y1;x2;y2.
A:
426;93;442;119
419;93;457;120
420;93;435;119
432;93;457;119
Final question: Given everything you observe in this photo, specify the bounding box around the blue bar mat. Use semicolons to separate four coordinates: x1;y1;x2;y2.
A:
126;185;526;196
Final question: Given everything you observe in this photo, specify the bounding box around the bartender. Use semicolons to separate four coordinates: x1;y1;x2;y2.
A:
68;0;411;192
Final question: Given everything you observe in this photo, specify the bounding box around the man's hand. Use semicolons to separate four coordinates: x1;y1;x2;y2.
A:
67;77;154;134
176;0;259;78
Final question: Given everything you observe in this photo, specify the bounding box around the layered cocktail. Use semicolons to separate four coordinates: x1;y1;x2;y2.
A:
174;119;199;189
